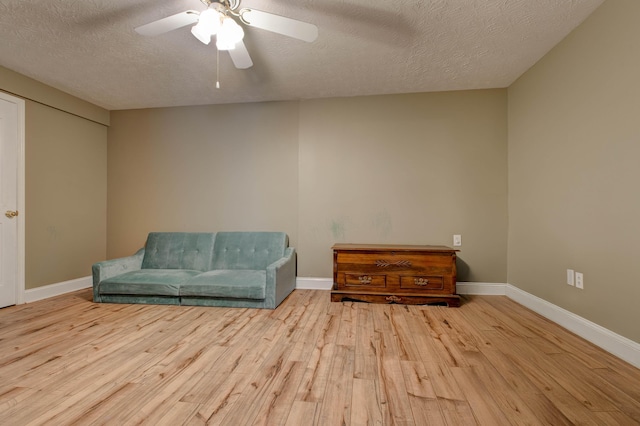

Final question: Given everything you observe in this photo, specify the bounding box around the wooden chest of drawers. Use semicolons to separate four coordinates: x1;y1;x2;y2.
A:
331;244;460;307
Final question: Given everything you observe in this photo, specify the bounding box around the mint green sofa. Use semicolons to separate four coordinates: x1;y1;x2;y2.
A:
92;232;296;309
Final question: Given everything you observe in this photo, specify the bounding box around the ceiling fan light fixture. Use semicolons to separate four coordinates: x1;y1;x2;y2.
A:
191;24;212;44
216;16;244;50
216;39;236;51
190;7;222;44
135;1;318;72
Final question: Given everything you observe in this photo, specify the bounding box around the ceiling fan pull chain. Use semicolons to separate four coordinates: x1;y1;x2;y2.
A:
216;47;221;89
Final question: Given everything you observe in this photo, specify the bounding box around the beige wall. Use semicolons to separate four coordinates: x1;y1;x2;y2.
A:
26;102;107;288
107;102;300;258
1;66;109;290
508;0;640;342
108;90;508;282
298;91;508;280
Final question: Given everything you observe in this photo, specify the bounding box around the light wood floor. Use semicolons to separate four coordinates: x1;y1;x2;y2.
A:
0;289;639;425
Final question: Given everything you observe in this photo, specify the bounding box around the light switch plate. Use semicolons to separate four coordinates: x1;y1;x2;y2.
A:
453;234;462;246
567;269;574;286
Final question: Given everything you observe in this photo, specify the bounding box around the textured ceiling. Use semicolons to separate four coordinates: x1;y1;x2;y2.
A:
0;0;604;110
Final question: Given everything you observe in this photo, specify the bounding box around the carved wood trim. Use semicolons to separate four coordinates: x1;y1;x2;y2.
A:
375;259;412;268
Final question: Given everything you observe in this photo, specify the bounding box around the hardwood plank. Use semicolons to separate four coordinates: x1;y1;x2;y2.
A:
284;400;319;426
388;305;424;362
518;392;578;426
455;363;544;425
190;372;250;424
450;366;512;425
400;361;447;426
550;354;640;422
353;304;378;380
0;386;39;413
593;410;640;425
437;398;478;425
351;378;384;425
285;290;330;363
316;344;355;425
376;358;414;425
482;295;610;369
412;307;471;368
0;289;638;425
209;295;314;425
336;301;358;347
241;360;307;426
295;308;341;403
487;330;605;424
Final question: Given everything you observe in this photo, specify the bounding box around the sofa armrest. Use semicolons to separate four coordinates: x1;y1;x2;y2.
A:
92;248;145;302
266;247;297;308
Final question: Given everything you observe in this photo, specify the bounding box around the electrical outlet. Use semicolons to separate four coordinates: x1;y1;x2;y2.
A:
567;269;574;286
453;234;462;247
575;272;584;289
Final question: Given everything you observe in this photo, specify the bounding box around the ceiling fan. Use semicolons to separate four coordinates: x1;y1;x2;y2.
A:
135;0;319;70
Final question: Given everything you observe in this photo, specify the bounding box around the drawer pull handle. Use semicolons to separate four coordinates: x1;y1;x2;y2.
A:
358;276;372;284
414;278;429;286
385;295;402;303
376;259;412;268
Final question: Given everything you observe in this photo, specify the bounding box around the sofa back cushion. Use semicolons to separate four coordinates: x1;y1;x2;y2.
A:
212;232;288;270
142;232;216;272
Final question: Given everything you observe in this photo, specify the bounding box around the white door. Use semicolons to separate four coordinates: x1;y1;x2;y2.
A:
0;93;23;308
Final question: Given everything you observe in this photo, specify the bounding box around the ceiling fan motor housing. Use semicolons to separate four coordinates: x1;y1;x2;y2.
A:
201;0;240;11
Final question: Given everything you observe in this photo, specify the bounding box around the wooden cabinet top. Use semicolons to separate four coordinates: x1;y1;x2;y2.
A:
332;243;458;253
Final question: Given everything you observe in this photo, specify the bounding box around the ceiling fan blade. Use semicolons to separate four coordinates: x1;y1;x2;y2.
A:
228;41;253;69
239;9;318;42
135;11;199;36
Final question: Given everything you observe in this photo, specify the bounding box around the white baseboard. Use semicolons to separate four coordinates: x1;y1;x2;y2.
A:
296;277;333;290
296;278;639;368
24;276;92;303
456;282;506;295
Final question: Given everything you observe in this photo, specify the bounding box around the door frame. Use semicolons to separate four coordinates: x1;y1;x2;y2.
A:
0;91;26;305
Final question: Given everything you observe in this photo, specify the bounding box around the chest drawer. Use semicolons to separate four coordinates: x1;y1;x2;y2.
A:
343;273;386;288
399;275;444;290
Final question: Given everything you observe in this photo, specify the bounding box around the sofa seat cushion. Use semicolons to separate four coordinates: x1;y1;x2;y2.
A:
181;270;266;300
99;269;202;296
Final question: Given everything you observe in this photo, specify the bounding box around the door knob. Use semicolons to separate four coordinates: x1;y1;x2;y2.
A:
5;210;18;219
